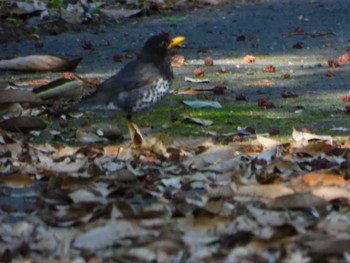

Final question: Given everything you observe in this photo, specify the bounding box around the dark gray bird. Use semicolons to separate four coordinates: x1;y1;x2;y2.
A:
71;33;185;145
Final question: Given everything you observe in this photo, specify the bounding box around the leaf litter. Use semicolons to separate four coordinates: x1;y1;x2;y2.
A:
0;125;350;262
1;2;350;261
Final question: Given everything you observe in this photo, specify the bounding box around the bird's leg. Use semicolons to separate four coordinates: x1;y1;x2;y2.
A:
131;122;144;146
126;115;144;146
126;116;135;143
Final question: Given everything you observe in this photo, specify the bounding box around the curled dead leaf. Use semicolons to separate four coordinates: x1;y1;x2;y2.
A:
0;117;47;132
33;78;86;100
0;55;82;73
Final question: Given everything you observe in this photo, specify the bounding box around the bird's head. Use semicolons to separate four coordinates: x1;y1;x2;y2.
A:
142;33;185;56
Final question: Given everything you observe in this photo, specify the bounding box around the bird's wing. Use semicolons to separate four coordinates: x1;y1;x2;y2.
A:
73;60;161;111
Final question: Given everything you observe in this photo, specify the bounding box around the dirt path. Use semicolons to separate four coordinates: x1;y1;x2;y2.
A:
1;0;349;137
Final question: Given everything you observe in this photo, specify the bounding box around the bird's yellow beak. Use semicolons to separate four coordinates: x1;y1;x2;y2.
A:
168;36;185;49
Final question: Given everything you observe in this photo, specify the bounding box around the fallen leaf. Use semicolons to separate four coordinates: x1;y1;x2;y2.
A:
33;78;85;100
247;204;314;230
0;103;24;119
256;135;283;149
183;116;213;127
182;145;237;170
73;220;157;250
302;171;347;187
292;141;334;156
235;184;294;203
307;239;350;256
268;193;328;210
0;55;82;72
0;90;43;104
312;186;350;201
292;128;333;144
182;100;222;109
0;173;35;187
10;0;47;16
184;77;209;83
100;8;142;19
0;117;47;132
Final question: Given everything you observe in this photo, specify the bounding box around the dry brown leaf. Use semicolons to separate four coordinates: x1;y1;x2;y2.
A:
307;239;350;256
235;184;294;203
204;155;246;173
0;139;23;159
312;186;350;201
302;171;347;187
0;116;47;132
52;145;78;159
9;78;51;88
0;173;35;187
50;158;88;173
75;129;108;143
268;193;328;210
343;137;350;148
0;90;43;104
177;87;201;95
292;141;335;156
292;128;333;144
318;211;350;235
0;55;82;72
256;135;283;149
73;220;157;250
103;145;122;156
0;103;23;119
247;205;314;232
224;215;275;239
33;78;85;100
69;188;106;203
243;79;273;87
182;145;237;170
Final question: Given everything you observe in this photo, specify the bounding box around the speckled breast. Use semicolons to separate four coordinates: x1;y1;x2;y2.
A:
132;78;171;113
